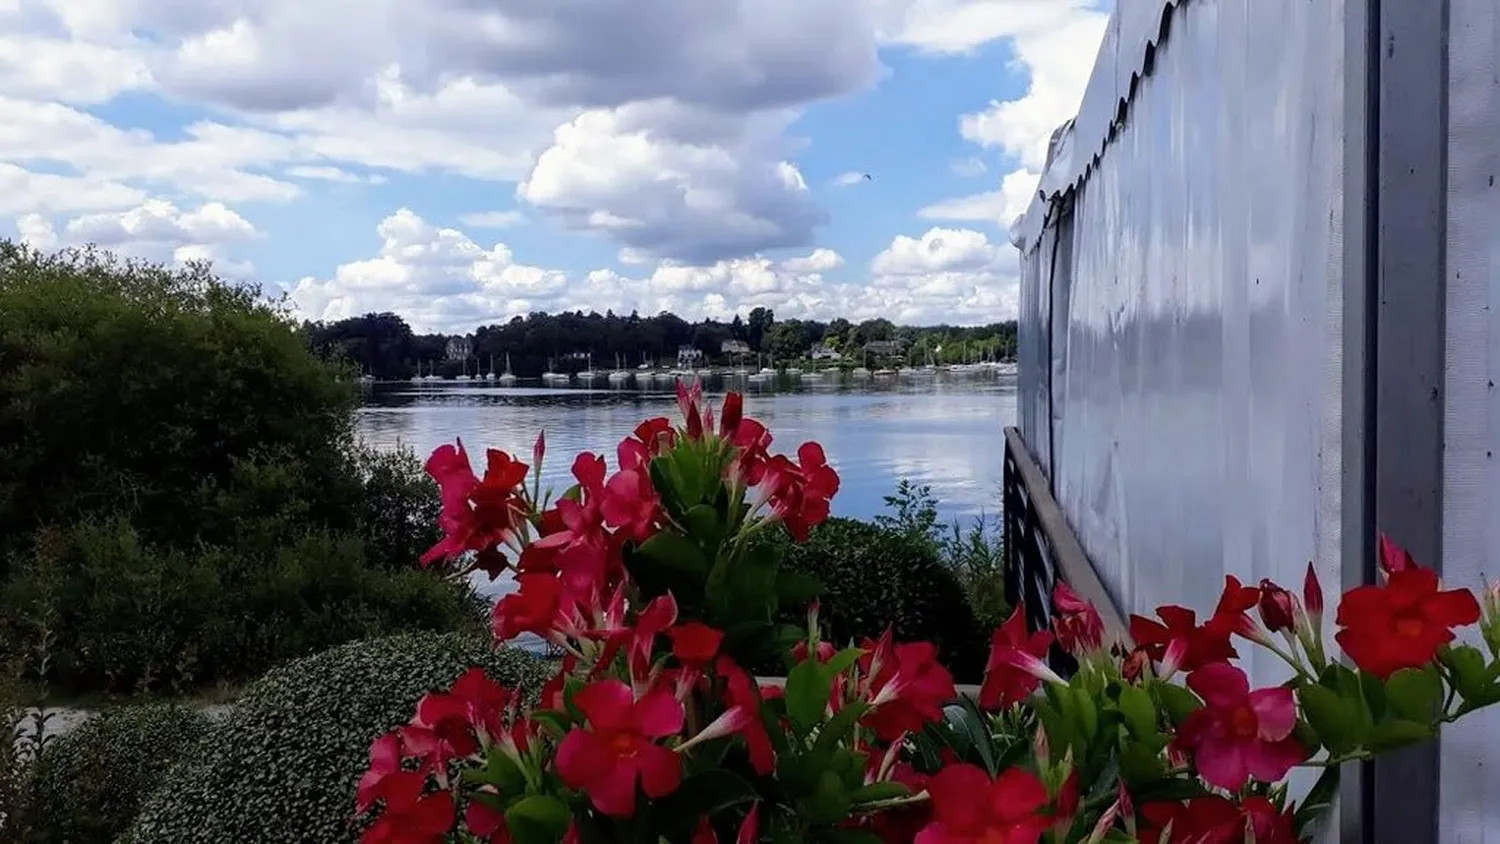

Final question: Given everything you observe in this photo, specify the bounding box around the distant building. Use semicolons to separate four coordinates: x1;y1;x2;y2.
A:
863;339;906;356
810;343;843;361
721;339;752;356
677;345;705;368
445;335;473;361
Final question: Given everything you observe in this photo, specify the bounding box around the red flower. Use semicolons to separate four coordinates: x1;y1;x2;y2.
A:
411;668;512;756
464;800;512;843
676;380;706;439
358;769;456;844
556;679;685;817
421;440;531;567
715;656;776;775
668;622;724;669
1053;581;1105;654
690;804;760;844
1336;567;1481;678
868;763;933;843
980;606;1054;710
1172;662;1306;791
764;443;840;541
1139;795;1295;844
601;468;661;542
729;417;774;485
1129;603;1238;674
619;417;676;472
860;630;957;741
1257;580;1298;634
492;573;572;642
914;764;1051;844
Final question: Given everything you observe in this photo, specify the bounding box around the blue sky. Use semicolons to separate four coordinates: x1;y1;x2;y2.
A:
0;0;1110;332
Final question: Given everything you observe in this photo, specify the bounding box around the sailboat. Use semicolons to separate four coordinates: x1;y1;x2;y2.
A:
542;356;568;386
455;356;471;382
608;353;631;385
498;353;517;386
579;352;602;384
484;354;497;382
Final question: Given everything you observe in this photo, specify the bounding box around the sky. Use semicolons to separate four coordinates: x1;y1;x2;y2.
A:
0;0;1110;334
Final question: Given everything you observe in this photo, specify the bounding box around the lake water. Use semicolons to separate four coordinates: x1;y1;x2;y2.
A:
355;376;1018;527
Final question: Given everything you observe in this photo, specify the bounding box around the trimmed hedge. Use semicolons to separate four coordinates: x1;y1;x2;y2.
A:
28;704;213;843
123;632;552;844
773;517;990;683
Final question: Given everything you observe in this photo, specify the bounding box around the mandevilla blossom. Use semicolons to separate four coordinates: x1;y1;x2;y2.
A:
420;440;532;570
668;621;724;670
980;605;1055;710
859;630;958;741
763;443;840;541
556;679;685;817
1130;580;1251;675
1173;662;1306;791
1336;564;1482;678
914;764;1051;844
1053;581;1105;654
1139;795;1297;844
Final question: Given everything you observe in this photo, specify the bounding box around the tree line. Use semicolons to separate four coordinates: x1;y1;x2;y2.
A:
302;308;1018;380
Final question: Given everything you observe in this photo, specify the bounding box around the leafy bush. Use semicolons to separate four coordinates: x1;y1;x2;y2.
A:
771;517;990;682
27;704;213;843
123;632;552;844
876;479;1010;629
0;244;480;695
1;521;484;695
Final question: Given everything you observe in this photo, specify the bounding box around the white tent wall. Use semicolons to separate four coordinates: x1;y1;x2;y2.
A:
1015;0;1346;691
1439;0;1500;836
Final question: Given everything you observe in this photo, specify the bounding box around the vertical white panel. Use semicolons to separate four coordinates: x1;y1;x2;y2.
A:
1440;0;1500;838
1045;0;1345;697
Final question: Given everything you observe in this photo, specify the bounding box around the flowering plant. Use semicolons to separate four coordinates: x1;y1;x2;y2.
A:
355;384;1500;844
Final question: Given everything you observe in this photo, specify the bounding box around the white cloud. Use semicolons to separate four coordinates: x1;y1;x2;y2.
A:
519;105;824;263
459;211;526;229
288;209;1018;333
286;165;387;185
19;199;260;274
833;171;871;186
918;169;1040;226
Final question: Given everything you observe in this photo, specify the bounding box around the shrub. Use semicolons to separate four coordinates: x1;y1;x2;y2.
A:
876;479;1010;630
27;704;213;843
1;521;484;695
123;632;552;844
348;443;443;573
772;517;990;682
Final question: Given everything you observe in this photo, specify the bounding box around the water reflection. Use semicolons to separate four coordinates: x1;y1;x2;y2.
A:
356;377;1018;525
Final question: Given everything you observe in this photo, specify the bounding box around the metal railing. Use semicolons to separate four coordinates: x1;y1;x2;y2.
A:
1001;426;1130;655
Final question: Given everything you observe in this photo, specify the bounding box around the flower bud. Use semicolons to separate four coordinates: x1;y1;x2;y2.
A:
1256;580;1298;634
1302;562;1324;621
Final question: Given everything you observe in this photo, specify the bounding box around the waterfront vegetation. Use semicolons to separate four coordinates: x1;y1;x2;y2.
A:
0;242;1013;841
303;308;1017;381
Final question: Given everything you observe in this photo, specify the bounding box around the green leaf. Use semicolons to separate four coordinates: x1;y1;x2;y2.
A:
1293;767;1341;836
1117;740;1167;784
650;769;758;824
951;699;997;777
1299;684;1359;755
784;658;832;736
636;531;709;576
1368;719;1433;751
811;702;869;760
1444;645;1493;700
849;781;911;805
1070;686;1100;745
682;504;725;547
1152;682;1202;726
824;646;865;677
1385;668;1443;722
505;796;572;844
1116;684;1158;739
803;769;854;825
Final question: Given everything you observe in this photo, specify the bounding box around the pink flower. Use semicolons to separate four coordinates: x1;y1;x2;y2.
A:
358;769;456;844
556;679;685;817
914;764;1051;844
491;573;573;642
601;468;661;543
619;417;676;472
411;668;512;756
763;443;840;541
1172;662;1307;791
421;440;532;568
1053;581;1105;654
979;606;1054;710
860;629;957;741
715;656;776;775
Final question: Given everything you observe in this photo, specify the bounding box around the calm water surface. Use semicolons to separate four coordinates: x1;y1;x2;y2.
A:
356;378;1018;526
